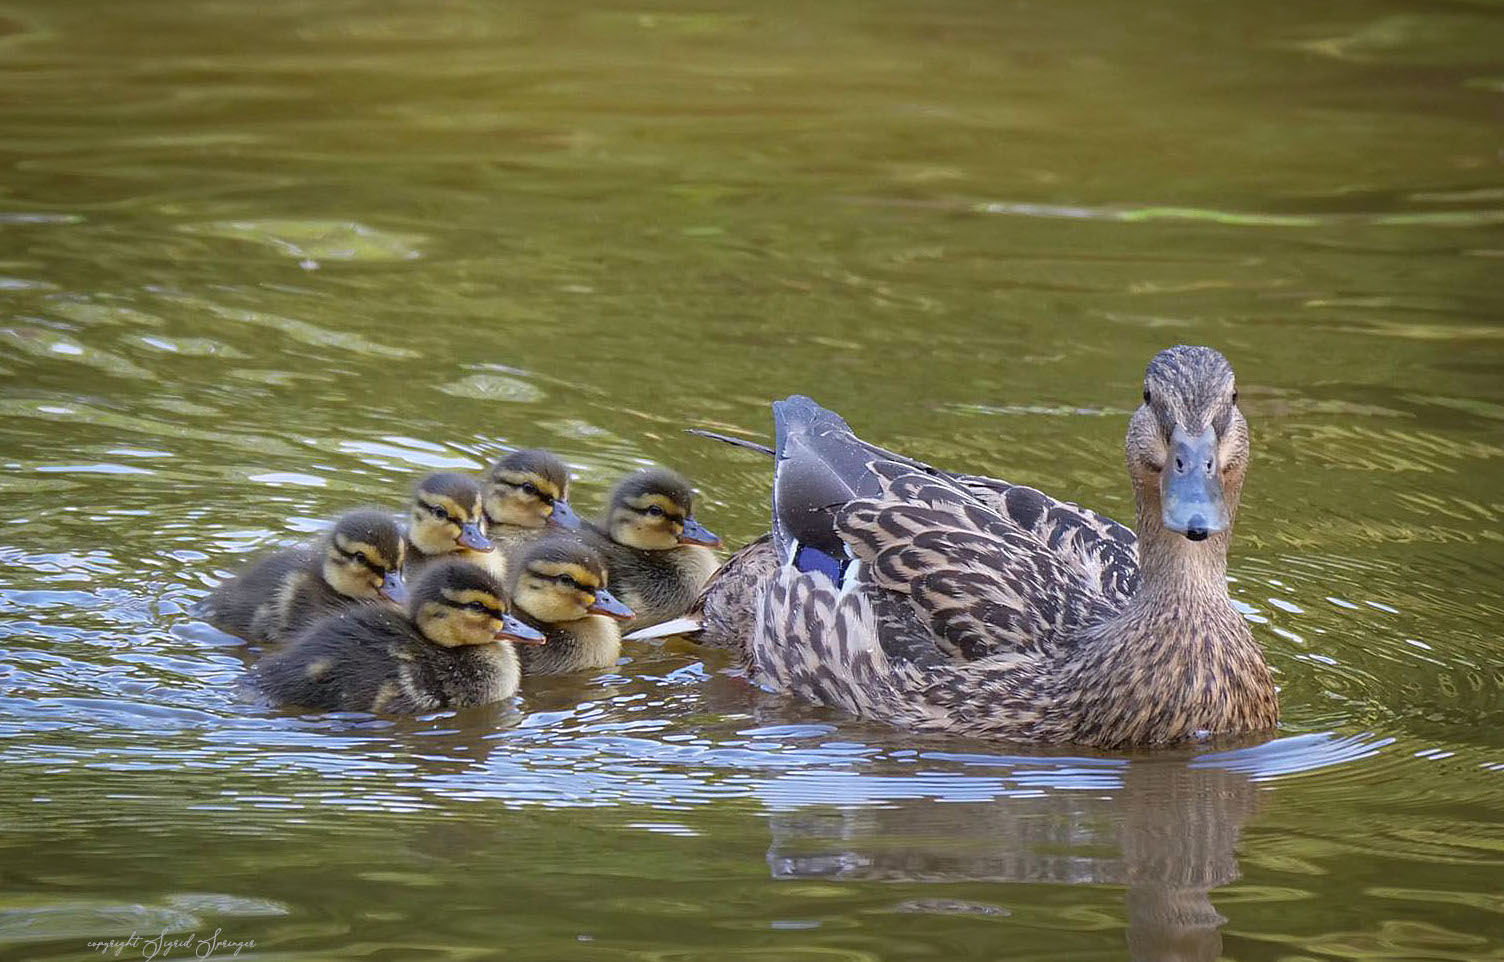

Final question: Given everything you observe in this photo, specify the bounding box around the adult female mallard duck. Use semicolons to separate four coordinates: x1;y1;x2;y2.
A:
508;536;635;675
205;509;407;644
482;449;583;556
579;467;723;630
249;559;545;714
403;472;501;581
635;346;1278;749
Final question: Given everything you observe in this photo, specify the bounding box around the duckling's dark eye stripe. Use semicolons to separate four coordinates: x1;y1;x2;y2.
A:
501;479;553;503
339;548;383;572
554;574;593;592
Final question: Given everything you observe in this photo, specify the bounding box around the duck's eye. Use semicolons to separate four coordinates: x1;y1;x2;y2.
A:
353;551;369;566
646;505;665;517
521;482;539;497
1231;390;1239;404
428;504;450;521
465;601;493;614
1142;389;1152;404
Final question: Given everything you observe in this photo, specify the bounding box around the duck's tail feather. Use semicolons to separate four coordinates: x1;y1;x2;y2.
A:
771;395;885;561
685;429;774;457
623;616;704;642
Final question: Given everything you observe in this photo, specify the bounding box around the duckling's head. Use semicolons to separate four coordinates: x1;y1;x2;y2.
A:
320;509;408;604
408;559;545;648
408;472;493;557
509;535;635;624
483;449;581;531
1127;346;1249;542
600;467;722;552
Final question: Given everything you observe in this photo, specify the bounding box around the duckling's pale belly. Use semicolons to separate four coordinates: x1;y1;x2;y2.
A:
406;546;508;585
518;616;621;675
489;523;552;565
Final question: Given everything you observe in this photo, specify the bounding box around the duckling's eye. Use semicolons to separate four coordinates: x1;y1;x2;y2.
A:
1231;390;1239;404
521;482;539;497
1142;389;1152;404
646;505;665;517
465;601;493;614
353;551;369;567
428;504;450;522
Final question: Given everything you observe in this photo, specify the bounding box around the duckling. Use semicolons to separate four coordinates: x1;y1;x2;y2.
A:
482;449;583;556
205;509;407;644
508;535;634;675
404;471;502;582
579;467;723;630
249;559;546;714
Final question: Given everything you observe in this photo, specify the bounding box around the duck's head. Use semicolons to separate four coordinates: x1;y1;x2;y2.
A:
1126;345;1249;543
508;535;634;624
409;559;545;648
600;467;722;552
320;509;408;604
408;472;493;557
483;449;581;532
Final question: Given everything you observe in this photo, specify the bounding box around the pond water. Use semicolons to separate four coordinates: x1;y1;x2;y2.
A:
2;0;1502;958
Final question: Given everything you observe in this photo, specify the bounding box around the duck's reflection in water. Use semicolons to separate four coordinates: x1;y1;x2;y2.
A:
764;758;1259;962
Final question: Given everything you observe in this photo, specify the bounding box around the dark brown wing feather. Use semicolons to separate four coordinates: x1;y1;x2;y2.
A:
948;473;1140;605
833;461;1112;663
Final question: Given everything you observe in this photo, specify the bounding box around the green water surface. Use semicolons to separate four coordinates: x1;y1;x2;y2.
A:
1;0;1502;959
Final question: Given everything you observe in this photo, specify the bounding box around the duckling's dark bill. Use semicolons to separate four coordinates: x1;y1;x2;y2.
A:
379;571;408;604
499;614;547;645
458;523;494;551
678;518;722;548
548;499;582;530
587;589;635;620
1162;424;1229;541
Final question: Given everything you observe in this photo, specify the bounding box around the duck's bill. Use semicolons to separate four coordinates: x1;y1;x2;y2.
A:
1162;424;1229;542
378;571;408;605
678;517;723;548
458;522;494;551
587;589;635;620
548;498;583;531
497;614;546;645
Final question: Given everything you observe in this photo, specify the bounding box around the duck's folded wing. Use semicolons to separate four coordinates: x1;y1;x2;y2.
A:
833;461;1110;662
766;396;1139;607
948;473;1140;606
